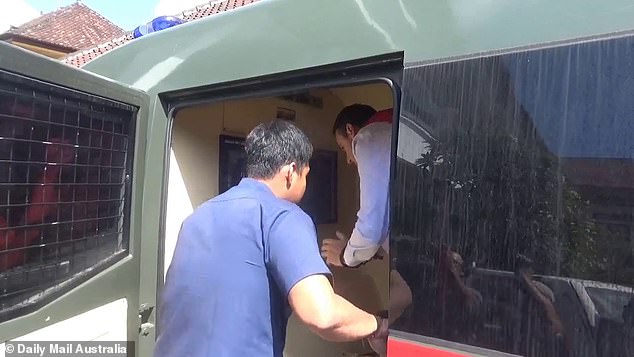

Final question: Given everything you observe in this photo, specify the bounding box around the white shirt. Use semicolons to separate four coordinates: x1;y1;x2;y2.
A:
342;122;392;267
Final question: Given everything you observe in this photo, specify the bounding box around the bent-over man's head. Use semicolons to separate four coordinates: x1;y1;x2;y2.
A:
332;104;376;166
245;120;313;203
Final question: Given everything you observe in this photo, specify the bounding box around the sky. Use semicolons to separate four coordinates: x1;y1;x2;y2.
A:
503;40;634;159
1;0;213;33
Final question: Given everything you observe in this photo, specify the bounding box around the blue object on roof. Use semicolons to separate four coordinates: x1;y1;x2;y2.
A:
133;16;185;39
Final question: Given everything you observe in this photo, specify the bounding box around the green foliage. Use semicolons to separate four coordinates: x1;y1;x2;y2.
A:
410;119;613;281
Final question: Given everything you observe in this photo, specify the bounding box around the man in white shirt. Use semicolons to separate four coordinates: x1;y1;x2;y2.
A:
321;104;412;355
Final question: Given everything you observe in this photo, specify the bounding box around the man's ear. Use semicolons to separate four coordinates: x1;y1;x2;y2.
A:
344;123;356;138
289;162;300;178
284;163;299;188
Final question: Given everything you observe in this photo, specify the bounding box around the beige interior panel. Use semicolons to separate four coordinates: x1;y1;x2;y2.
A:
165;83;392;356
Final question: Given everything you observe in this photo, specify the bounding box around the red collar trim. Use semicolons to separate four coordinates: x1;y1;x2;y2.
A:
364;108;393;126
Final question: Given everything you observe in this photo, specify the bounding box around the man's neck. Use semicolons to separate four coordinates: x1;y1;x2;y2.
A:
254;177;287;200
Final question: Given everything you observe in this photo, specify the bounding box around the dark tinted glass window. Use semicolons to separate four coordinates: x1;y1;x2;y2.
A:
0;70;136;322
392;35;634;357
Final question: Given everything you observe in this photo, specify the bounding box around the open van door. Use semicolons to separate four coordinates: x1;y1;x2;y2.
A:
0;42;147;354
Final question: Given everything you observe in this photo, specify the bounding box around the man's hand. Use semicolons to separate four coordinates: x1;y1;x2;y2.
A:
320;231;348;267
366;316;389;356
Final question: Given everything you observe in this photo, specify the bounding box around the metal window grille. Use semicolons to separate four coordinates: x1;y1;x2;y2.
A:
0;70;136;322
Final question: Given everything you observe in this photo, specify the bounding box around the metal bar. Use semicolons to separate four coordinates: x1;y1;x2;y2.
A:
0;68;135;321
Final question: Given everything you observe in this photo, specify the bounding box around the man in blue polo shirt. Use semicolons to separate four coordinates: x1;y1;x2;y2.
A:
154;120;388;357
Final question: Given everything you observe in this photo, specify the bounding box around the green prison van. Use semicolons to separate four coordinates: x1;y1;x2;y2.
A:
0;0;633;356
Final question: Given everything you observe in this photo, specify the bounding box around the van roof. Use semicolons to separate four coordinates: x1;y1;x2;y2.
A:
81;0;634;95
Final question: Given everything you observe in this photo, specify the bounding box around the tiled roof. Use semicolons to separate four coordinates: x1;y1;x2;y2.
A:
62;0;259;68
2;2;125;52
561;158;634;189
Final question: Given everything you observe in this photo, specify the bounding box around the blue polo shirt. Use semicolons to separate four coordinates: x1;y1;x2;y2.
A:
153;178;332;357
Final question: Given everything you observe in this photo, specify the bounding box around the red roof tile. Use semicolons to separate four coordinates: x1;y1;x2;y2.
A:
62;0;259;68
562;158;634;189
2;2;125;52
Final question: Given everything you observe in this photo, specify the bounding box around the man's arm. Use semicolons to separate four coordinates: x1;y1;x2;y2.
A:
267;209;387;342
343;128;391;267
288;274;385;342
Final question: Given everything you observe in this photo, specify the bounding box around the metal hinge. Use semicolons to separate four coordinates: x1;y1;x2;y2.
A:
138;304;155;336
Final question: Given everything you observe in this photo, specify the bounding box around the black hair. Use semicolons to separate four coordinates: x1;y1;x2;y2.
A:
245;120;313;179
332;104;377;135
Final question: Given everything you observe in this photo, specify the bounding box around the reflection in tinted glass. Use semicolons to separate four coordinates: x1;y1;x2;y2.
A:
392;35;634;357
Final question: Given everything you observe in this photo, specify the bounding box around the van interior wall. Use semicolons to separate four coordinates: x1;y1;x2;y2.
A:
165;83;392;356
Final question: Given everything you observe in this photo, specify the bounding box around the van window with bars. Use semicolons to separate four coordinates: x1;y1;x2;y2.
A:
393;35;634;356
0;71;136;321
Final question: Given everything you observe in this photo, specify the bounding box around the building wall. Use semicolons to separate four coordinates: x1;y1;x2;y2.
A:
4;40;69;59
